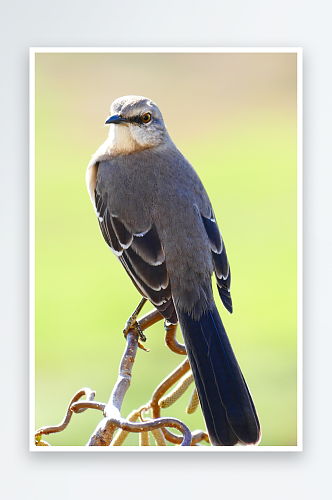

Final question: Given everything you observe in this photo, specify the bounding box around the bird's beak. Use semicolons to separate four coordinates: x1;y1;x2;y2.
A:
105;114;127;125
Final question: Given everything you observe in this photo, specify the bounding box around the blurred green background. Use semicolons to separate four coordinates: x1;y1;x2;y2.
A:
35;52;297;447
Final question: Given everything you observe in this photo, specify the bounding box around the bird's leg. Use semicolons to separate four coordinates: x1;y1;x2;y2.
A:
123;297;148;342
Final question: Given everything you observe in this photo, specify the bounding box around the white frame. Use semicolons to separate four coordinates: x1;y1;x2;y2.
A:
30;47;303;452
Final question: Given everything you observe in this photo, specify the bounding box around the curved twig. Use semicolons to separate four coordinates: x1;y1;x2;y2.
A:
150;358;191;410
150;358;192;444
192;430;210;445
34;388;96;441
86;325;194;447
89;416;192;446
164;322;186;355
149;359;208;445
138;309;163;331
35;307;207;447
111;408;141;446
71;401;106;412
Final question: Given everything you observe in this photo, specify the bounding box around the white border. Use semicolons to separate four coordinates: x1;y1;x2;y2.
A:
297;50;303;452
29;50;36;453
30;47;303;452
30;47;302;53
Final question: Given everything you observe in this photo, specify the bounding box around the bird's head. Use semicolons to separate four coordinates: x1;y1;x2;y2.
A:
105;95;168;155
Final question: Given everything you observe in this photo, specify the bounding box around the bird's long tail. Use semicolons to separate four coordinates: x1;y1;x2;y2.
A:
177;303;261;446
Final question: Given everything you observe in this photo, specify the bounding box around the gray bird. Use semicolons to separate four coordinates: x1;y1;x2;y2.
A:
86;95;261;446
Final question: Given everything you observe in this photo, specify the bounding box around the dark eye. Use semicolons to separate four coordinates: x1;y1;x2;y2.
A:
142;113;151;124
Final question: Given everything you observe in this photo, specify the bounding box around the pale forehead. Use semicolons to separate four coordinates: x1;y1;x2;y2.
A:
110;95;163;119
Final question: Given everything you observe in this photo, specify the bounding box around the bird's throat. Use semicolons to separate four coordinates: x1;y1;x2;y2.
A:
109;124;143;155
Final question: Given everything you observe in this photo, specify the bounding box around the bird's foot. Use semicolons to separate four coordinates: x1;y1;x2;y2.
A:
123;297;148;343
123;319;149;352
123;319;146;342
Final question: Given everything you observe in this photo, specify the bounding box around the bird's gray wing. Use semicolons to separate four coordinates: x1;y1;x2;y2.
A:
94;187;177;323
201;211;232;313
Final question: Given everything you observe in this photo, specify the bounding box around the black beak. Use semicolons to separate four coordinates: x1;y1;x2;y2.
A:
105;114;127;125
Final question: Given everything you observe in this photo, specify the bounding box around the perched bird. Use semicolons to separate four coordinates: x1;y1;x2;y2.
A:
86;95;261;446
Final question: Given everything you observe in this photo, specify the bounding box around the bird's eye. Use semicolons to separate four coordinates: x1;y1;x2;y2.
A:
142;113;151;124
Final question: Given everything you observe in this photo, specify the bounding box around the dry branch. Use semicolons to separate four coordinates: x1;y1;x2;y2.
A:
35;307;209;447
35;388;96;444
86;311;193;446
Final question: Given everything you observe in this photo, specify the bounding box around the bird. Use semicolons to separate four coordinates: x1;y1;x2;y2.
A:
86;95;261;446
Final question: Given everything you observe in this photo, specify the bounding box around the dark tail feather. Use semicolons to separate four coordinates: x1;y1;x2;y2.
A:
178;304;261;446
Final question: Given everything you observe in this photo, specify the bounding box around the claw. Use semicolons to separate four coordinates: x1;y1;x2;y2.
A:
123;298;148;346
123;320;146;341
135;322;147;342
138;340;150;352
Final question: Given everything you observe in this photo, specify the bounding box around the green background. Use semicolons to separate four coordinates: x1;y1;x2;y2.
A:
35;52;297;446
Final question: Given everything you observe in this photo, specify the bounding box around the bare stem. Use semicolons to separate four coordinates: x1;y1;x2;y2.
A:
87;327;139;446
139;309;163;331
86;319;192;446
34;388;96;442
164;322;186;355
35;307;208;447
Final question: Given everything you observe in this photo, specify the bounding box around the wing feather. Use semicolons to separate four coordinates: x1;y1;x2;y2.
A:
201;213;233;314
94;185;177;323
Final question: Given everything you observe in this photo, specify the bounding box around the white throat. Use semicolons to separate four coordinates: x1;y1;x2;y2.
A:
108;124;142;155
